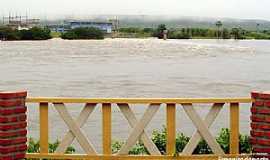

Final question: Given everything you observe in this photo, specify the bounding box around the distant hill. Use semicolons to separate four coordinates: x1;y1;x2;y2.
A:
43;15;270;30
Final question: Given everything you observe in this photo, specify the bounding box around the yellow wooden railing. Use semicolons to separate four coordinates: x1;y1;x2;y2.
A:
25;97;252;160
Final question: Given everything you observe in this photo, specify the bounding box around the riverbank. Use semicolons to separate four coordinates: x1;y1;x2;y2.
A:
2;25;270;41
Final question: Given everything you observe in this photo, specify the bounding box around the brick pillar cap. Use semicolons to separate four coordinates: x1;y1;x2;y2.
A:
0;91;27;99
251;91;270;99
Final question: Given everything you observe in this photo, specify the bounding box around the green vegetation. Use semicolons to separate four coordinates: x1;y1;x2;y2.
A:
50;31;61;38
168;28;192;39
27;128;251;155
118;22;270;40
117;27;154;38
27;138;75;154
2;21;270;40
231;28;245;39
153;24;167;39
61;27;104;40
215;21;223;39
167;27;270;40
0;27;52;40
245;31;270;39
20;27;52;40
0;27;20;40
111;127;251;155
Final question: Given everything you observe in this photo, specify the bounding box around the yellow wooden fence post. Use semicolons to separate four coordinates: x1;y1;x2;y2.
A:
40;102;49;153
102;103;112;155
230;103;239;154
166;103;176;155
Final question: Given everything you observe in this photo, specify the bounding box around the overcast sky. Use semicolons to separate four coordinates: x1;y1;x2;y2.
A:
1;0;270;20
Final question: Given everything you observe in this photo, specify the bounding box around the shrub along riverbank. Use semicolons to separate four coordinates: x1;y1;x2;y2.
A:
27;127;251;155
0;27;52;40
61;27;104;40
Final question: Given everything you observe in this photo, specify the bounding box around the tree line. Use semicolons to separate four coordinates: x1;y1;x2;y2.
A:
0;27;52;40
61;27;104;40
0;26;105;40
167;27;244;39
119;22;270;40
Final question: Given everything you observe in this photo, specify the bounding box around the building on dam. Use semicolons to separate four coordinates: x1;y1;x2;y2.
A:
49;20;113;34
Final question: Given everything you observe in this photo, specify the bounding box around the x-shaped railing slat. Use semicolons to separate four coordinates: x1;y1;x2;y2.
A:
117;103;161;155
117;104;160;155
182;103;225;155
54;103;97;154
182;103;224;155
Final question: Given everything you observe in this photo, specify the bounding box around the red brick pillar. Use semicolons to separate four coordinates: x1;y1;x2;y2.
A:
250;91;270;158
0;91;27;160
